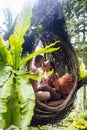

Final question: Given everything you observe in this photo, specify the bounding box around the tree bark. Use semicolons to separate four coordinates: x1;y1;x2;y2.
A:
76;80;87;91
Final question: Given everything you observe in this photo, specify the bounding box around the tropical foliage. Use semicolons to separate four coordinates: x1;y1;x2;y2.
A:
72;118;87;130
63;0;87;111
63;0;87;64
0;1;59;129
80;63;87;83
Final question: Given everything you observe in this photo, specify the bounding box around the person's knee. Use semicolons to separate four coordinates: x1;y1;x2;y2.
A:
35;91;50;101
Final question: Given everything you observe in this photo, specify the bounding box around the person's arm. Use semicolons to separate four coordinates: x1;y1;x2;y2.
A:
29;79;38;92
29;64;39;92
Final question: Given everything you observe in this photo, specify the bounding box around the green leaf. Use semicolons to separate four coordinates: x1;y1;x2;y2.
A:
0;73;14;113
80;63;87;80
9;1;32;70
3;96;21;129
0;37;12;66
38;70;53;80
9;34;24;70
14;1;32;41
16;75;35;129
0;63;12;86
20;41;60;67
15;70;39;81
43;48;60;53
0;73;14;129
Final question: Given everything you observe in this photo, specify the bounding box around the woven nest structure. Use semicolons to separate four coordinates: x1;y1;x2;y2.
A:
30;31;79;126
23;0;79;126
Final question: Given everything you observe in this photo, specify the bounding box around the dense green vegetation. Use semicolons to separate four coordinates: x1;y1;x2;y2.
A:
0;1;59;129
0;0;87;129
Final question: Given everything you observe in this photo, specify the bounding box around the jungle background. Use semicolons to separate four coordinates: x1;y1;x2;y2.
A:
0;0;87;130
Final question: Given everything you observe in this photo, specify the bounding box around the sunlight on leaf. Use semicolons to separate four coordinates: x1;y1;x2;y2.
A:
0;37;12;66
80;63;87;80
20;40;60;67
9;1;32;70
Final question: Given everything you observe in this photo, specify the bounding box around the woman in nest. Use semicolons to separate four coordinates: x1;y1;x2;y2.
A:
36;60;74;105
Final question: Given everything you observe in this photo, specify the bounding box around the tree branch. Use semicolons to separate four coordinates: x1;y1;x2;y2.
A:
76;79;87;91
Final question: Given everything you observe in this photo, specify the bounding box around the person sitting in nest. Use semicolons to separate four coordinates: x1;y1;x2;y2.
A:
29;54;45;92
29;54;51;101
36;60;73;102
36;60;62;102
50;72;73;98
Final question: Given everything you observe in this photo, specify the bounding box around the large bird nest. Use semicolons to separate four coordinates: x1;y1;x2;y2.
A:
30;30;79;126
23;0;79;126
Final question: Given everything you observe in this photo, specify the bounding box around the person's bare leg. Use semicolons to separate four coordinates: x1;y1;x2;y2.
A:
47;99;64;106
35;91;51;101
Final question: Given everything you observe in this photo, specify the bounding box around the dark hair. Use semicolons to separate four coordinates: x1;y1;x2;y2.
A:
34;55;44;63
49;60;55;72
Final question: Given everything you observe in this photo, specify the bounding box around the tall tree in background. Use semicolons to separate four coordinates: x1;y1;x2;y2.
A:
63;0;87;111
0;7;18;41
